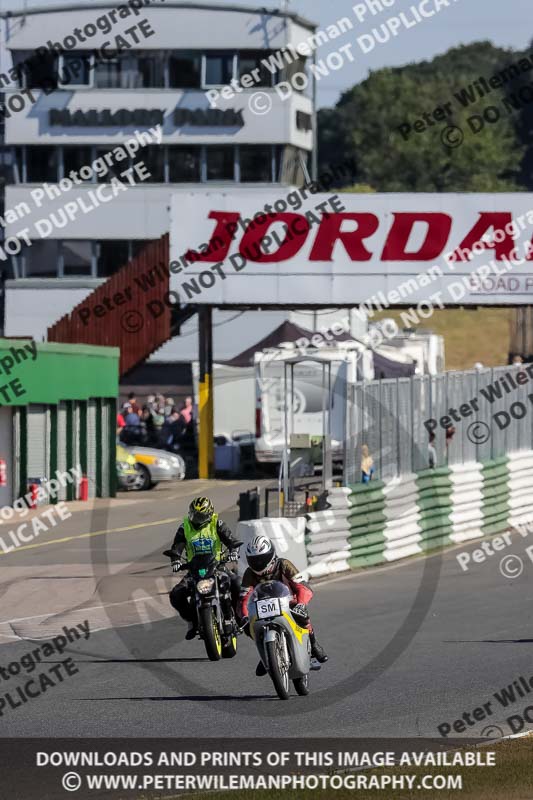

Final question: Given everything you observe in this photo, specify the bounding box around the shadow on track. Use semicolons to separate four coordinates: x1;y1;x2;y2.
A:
39;657;210;664
79;694;276;702
444;639;533;644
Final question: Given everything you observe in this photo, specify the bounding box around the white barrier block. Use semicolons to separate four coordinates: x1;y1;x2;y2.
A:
384;522;422;541
384;542;423;561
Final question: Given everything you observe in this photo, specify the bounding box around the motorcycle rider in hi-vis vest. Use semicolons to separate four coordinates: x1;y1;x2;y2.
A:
169;497;242;639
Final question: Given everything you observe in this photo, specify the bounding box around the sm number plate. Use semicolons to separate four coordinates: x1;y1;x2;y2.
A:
257;598;281;619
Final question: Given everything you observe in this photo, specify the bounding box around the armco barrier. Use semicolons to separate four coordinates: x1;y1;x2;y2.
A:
301;452;533;580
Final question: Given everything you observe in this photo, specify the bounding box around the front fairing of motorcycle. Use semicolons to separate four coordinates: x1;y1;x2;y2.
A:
248;583;311;679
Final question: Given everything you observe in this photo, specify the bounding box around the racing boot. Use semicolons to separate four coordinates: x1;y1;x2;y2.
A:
185;621;197;640
255;660;267;676
310;632;328;663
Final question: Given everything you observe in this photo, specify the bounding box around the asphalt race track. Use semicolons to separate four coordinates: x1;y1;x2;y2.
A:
1;481;533;740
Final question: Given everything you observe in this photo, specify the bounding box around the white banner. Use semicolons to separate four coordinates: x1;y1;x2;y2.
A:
169;191;533;306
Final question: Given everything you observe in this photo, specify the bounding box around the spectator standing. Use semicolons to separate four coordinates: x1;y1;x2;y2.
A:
124;404;140;427
361;444;375;483
127;391;140;414
445;425;456;464
179;396;193;425
164;397;175;418
141;405;158;446
428;433;437;469
117;410;126;436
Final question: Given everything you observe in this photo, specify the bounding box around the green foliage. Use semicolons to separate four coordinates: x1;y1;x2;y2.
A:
339;183;376;193
318;42;530;192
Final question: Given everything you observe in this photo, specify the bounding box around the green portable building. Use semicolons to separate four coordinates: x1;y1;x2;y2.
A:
0;339;119;507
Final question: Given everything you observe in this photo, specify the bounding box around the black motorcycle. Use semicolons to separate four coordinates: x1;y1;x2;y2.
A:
164;545;242;661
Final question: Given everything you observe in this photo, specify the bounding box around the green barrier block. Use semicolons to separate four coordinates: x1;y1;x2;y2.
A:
421;520;453;536
347;500;386;518
483;502;510;520
349;509;387;527
348;494;384;508
418;495;453;511
418;487;452;502
482;520;510;536
348;552;386;569
348;530;386;548
353;521;386;537
348;481;385;495
349;546;387;562
481;456;509;469
419;535;451;552
482;482;510;498
419;508;452;526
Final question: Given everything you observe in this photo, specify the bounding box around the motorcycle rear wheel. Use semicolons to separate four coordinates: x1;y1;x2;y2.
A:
293;674;310;695
266;636;290;700
199;606;222;661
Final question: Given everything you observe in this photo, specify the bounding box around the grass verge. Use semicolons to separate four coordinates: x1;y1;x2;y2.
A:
184;738;533;800
374;308;511;370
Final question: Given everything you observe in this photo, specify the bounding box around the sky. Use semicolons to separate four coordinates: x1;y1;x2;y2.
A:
0;0;531;107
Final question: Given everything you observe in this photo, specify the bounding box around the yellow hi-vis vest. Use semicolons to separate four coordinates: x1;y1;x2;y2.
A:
183;514;221;561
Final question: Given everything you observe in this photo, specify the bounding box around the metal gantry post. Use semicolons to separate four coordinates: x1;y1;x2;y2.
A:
198;306;214;479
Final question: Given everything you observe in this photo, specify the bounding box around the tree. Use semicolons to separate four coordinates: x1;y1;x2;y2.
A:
318;42;527;192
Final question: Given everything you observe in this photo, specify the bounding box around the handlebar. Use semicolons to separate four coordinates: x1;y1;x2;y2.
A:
162;549;236;570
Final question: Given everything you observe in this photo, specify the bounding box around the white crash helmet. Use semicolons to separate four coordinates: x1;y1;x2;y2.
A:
246;535;277;576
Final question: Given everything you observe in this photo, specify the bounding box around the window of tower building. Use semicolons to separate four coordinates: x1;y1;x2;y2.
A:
24;240;60;278
94;147;130;183
168;146;201;182
26;146;58;183
62;241;93;276
15;50;58;90
169;53;202;88
238;51;276;86
131;240;154;258
206;146;234;181
63;147;94;181
240;145;274;182
58;53;93;87
94;53;122;88
204;53;234;86
134;146;166;183
97;241;130;278
136;55;165;88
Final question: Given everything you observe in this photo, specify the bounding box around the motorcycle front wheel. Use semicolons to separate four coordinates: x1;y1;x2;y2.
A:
222;633;238;659
199;606;222;661
293;674;310;695
266;635;290;700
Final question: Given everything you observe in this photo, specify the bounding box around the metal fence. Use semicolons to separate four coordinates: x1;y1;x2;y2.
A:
344;365;533;484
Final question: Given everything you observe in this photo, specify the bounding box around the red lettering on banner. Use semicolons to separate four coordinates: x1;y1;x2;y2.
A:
381;213;452;261
309;213;378;261
239;214;310;262
451;212;515;261
185;209;530;266
185;211;241;263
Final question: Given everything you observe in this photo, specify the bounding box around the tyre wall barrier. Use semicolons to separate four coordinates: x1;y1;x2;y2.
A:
301;453;533;579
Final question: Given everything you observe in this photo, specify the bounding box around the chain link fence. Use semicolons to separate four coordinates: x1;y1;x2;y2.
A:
344;365;533;484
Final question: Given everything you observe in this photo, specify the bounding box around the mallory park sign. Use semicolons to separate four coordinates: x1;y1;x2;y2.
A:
169;192;533;306
49;108;244;127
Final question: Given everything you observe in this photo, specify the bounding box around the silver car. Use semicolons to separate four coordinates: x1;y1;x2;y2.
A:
127;445;186;490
